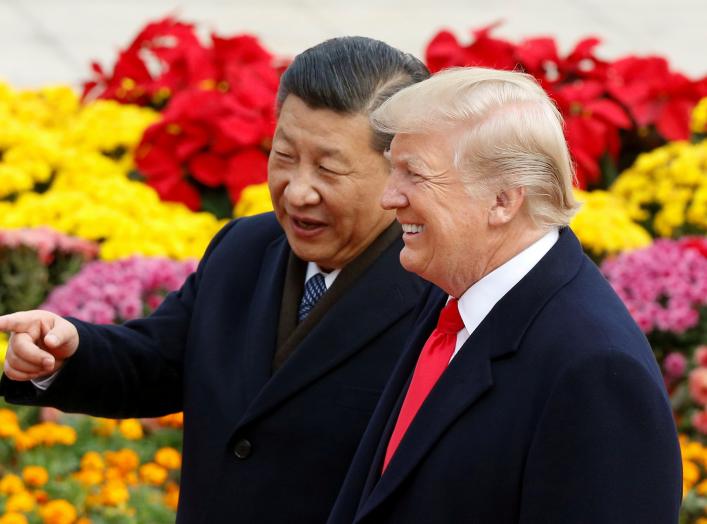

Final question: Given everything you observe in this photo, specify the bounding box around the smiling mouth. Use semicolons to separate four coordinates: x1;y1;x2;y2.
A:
293;217;326;231
401;224;424;235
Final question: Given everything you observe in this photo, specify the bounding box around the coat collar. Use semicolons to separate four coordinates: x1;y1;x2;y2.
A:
235;224;423;430
356;227;586;520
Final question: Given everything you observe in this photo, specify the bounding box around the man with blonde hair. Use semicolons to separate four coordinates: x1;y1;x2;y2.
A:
327;67;682;524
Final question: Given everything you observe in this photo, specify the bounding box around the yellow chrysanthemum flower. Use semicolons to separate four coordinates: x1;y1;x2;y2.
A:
235;182;273;217
610;140;707;237
0;83;225;259
692;97;707;135
570;189;652;259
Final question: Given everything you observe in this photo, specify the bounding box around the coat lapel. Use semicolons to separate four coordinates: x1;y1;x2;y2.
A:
240;234;291;402
236;232;423;429
355;288;448;505
356;227;586;520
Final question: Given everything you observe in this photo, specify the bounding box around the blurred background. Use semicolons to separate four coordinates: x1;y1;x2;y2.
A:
1;0;705;87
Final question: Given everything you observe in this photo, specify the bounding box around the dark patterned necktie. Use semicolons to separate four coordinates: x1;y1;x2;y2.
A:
298;273;327;322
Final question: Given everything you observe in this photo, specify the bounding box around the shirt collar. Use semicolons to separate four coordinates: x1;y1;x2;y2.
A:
456;228;559;337
305;262;341;290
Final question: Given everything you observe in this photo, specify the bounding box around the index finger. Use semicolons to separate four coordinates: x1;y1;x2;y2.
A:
0;312;41;334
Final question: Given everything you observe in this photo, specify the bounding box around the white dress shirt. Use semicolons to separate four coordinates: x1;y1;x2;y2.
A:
451;228;559;360
304;262;341;289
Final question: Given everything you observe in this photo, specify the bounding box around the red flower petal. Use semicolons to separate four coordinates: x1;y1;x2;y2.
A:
189;153;227;187
225;149;269;203
585;99;632;128
149;176;201;211
656;99;693;140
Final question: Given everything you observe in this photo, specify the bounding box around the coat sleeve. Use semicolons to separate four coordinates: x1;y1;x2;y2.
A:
518;350;682;524
0;219;239;418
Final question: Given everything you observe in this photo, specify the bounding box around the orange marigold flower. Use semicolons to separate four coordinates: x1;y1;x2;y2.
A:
0;408;21;438
139;463;168;486
0;513;30;524
23;465;49;487
76;519;92;524
684;460;700;486
155;447;181;470
164;487;179;510
80;451;105;472
54;426;77;446
21;423;76;448
100;480;130;506
118;419;143;440
6;490;35;512
13;432;34;451
0;474;25;495
105;449;140;473
34;489;49;504
124;471;138;486
158;412;183;428
697;479;707;496
39;499;78;524
93;418;117;437
72;469;103;487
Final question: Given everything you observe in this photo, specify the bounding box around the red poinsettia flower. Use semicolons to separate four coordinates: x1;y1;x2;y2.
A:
608;56;707;140
515;36;608;86
83;17;213;105
225;148;270;203
135;87;272;210
425;22;517;73
549;81;631;188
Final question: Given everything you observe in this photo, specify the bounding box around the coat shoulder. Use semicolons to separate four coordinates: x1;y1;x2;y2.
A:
526;256;662;385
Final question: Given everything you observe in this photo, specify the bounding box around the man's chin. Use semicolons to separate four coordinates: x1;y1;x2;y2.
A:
399;251;423;277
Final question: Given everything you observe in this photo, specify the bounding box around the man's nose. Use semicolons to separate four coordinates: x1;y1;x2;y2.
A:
381;173;408;210
284;169;320;207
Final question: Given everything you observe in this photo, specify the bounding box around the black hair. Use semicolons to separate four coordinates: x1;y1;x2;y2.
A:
276;36;430;151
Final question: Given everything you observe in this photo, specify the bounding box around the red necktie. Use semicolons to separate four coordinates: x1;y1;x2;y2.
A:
382;298;464;473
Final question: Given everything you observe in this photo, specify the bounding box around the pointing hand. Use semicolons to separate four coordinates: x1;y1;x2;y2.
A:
0;310;79;381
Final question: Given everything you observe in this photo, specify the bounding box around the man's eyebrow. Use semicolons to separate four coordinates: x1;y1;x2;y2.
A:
392;152;428;172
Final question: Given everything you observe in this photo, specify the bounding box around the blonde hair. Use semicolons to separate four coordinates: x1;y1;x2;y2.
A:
371;67;580;227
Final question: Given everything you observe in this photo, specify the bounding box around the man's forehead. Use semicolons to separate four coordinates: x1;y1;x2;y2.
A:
388;133;455;173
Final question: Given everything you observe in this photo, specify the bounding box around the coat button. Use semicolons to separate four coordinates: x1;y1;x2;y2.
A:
233;439;252;459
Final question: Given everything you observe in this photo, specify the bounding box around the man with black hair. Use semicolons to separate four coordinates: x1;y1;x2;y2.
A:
0;37;430;523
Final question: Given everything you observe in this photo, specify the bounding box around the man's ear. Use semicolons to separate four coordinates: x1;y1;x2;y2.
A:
488;187;525;225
